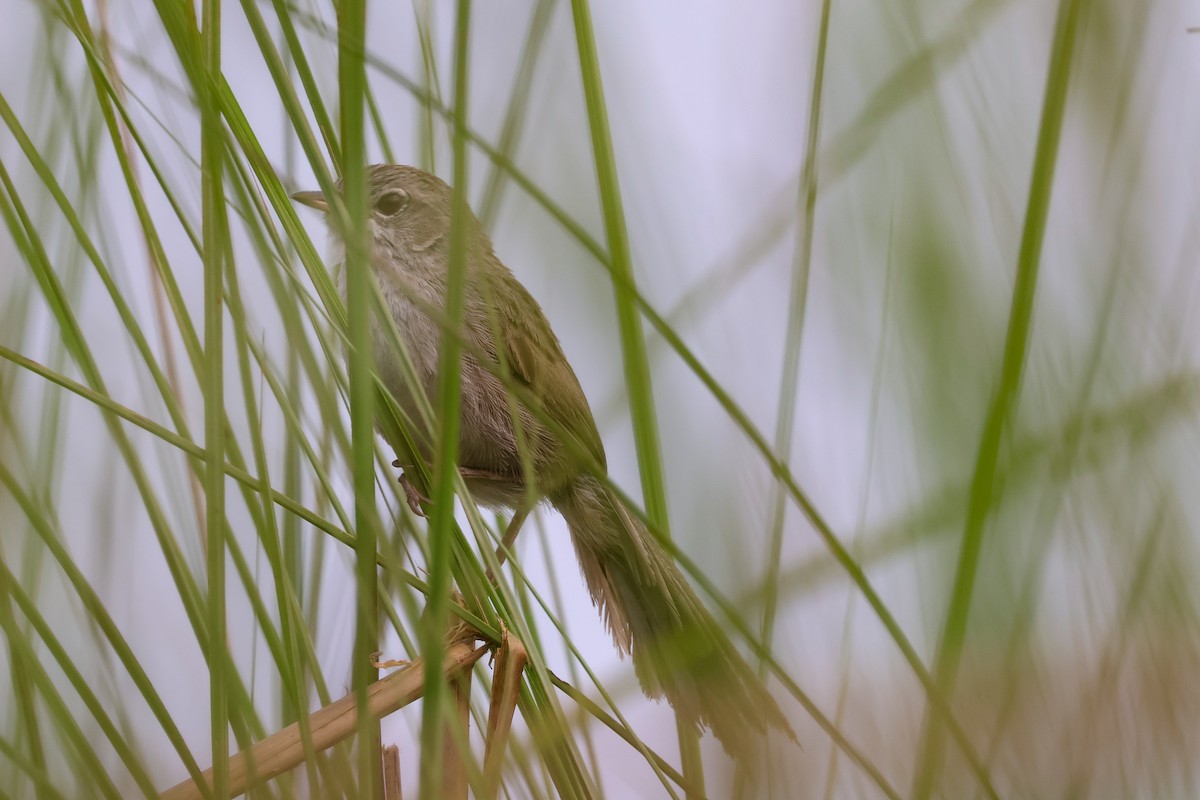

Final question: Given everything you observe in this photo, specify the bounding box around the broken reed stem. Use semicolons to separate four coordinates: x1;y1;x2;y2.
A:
160;641;489;800
382;744;403;800
484;630;527;798
441;669;474;800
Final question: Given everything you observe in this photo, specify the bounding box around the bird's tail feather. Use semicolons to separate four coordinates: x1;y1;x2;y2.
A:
553;475;794;757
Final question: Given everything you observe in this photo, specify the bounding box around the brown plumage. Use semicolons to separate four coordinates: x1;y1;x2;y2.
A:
296;164;794;756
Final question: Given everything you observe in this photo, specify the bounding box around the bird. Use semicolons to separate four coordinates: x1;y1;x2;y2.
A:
294;164;793;757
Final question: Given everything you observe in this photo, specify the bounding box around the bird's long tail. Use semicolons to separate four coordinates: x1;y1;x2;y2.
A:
553;475;794;757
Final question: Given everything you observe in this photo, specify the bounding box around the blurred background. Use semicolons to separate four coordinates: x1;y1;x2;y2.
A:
2;0;1199;797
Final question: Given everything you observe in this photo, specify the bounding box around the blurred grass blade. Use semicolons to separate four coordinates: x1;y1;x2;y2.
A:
420;3;474;797
911;0;1084;795
198;0;230;794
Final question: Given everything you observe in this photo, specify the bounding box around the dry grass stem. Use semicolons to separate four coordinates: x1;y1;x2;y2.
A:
484;627;529;797
159;641;488;800
441;669;474;800
382;744;403;800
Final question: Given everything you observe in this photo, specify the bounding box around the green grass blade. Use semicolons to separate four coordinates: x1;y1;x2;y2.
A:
911;0;1084;795
419;3;474;797
199;0;230;793
334;0;381;794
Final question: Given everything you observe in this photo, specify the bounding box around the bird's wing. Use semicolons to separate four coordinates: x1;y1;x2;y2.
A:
472;268;607;474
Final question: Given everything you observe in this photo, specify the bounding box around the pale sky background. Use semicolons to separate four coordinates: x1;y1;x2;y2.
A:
3;0;1200;797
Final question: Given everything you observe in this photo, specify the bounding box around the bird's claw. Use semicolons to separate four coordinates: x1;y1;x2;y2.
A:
398;471;429;517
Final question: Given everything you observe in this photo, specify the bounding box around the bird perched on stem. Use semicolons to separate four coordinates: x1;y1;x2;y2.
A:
294;164;793;756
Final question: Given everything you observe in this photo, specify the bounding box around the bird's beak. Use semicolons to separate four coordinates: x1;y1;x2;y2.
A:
291;190;329;212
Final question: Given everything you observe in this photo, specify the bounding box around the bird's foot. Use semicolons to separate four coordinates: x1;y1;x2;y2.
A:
395;466;430;517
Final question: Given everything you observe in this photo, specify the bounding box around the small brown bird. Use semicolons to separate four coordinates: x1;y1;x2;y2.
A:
294;164;792;756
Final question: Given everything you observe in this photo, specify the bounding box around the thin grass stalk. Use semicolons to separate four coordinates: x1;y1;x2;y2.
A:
24;18;98;649
238;0;345;248
0;78;60;784
979;266;1120;779
0;557;47;795
265;0;341;170
0;93;201;466
818;0;1013;189
911;0;1085;795
757;0;833;666
437;493;595;789
1061;512;1164;799
0;346;415;595
530;520;602;781
743;0;833;791
591;251;998;792
0;558;161;798
222;115;333;799
0;459;209;791
0;150;253;757
819;215;898;800
563;0;705;789
448;502;616;799
0;95;284;680
547;675;704;797
281;357;305;719
278;44;307;730
70;0;207;371
11;16;339;670
445;487;663;799
476;0;557;228
565;2;665;519
199;0;230;794
477;514;689;797
0;734;68;800
333;0;382;794
0;571;121;800
419;4;474;796
516;682;596;799
95;0;208;547
413;4;444;172
219;162;346;732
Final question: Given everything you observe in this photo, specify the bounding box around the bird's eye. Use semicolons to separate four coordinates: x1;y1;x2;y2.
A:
374;190;409;216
